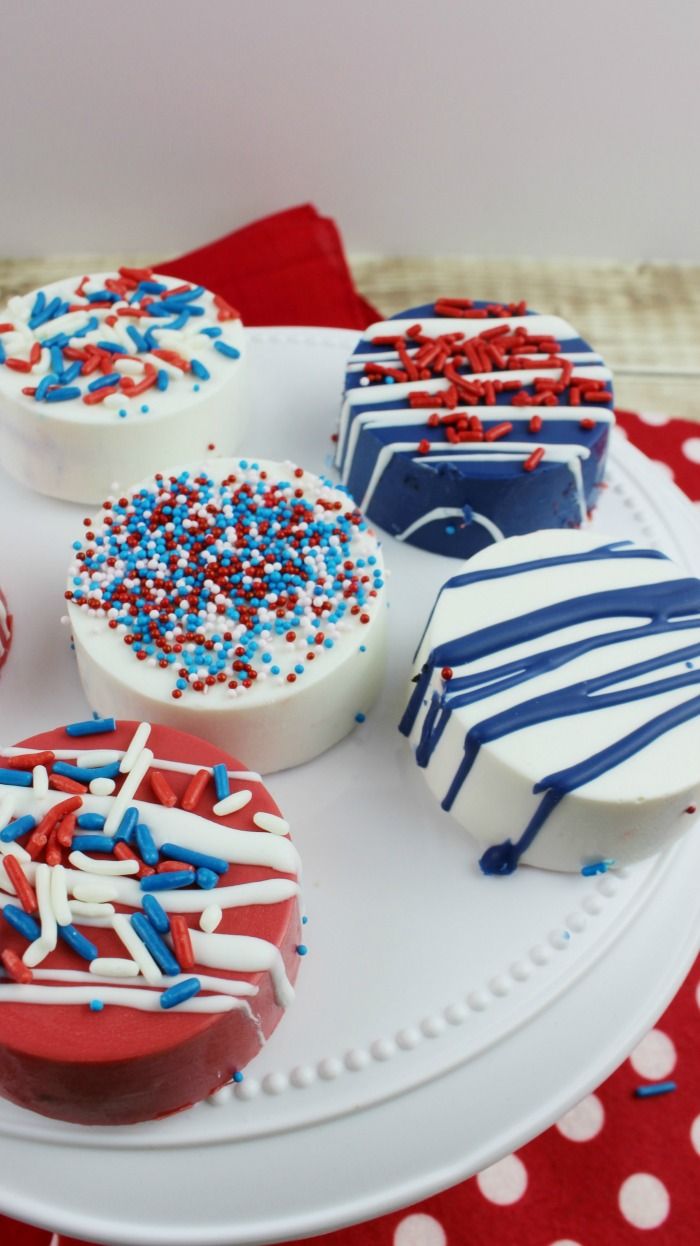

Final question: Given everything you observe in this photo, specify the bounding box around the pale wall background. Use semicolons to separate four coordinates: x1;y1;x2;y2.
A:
0;0;698;261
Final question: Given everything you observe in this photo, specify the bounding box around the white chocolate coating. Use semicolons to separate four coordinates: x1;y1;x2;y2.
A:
67;459;388;772
0;272;246;503
402;530;700;872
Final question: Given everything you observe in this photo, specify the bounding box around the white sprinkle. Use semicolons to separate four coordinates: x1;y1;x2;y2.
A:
200;903;223;933
252;811;290;836
89;777;116;797
119;722;152;774
35;863;58;951
0;840;30;863
69;900;116;918
32;765;49;797
89;957;139;978
69;851;139;876
71;881;118;903
213;789;252;816
104;747;153;835
22;937;53;968
112;914;162;985
50;864;72;927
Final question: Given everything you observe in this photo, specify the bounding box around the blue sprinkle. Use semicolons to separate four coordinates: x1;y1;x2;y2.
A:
190;358;210;381
156;369;169;391
135;822;159;866
212;763;230;801
131;913;181;975
359;645;367;653
126;325;149;352
140;404;149;414
53;760;121;783
0;814;37;842
160;977;201;1009
58;924;99;961
213;340;240;359
302;914;308;924
296;944;308;956
71;835;115;854
445;525;456;536
142;893;170;934
160;842;228;874
581;859;615;877
0;812;37;842
2;905;41;941
95;340;126;354
193;383;200;392
200;326;223;338
118;408;128;418
114;806;139;845
232;1070;244;1083
66;718;116;738
89;999;105;1013
76;813;106;831
44;386;82;403
634;1081;677;1098
196;867;219;890
35;374;56;401
0;769;33;788
87;373;121;393
140;871;196;892
354;712;366;724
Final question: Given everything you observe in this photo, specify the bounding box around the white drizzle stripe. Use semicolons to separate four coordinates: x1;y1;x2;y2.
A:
0;985;238;1014
119;723;151;773
50;865;72;927
0;749;262;784
104;747;153;834
36;864;57;953
112;913;162;985
15;866;299;914
24;967;258;998
396;507;504;544
189;930;295;1008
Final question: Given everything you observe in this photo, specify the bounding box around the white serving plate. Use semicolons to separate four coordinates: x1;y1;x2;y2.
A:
0;329;697;1245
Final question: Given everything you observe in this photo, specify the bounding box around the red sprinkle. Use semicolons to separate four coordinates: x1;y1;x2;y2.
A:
113;841;154;878
579;417;596;430
523;447;545;472
170;915;195;972
1;949;32;985
484;421;513;443
441;667;454;681
2;751;55;771
181;768;210;812
528;415;543;434
3;854;37;914
49;773;88;795
150;770;178;808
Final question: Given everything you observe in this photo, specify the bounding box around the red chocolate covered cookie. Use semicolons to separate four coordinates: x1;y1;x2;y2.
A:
0;719;302;1125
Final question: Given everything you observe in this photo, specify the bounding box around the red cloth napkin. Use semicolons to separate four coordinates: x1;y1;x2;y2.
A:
2;212;699;1246
158;203;380;329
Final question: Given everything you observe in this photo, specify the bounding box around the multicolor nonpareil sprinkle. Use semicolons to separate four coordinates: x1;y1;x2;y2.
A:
0;268;240;414
66;463;384;698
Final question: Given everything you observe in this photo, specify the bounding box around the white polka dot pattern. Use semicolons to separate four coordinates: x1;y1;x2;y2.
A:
629;1029;677;1080
477;1154;528;1205
618;1172;670;1229
682;437;700;464
556;1093;605;1142
394;1213;447;1246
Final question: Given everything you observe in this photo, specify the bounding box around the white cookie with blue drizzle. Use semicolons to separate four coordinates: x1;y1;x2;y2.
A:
337;298;614;558
400;530;700;873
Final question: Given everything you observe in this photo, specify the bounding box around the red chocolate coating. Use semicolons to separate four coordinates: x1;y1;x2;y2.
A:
0;721;301;1125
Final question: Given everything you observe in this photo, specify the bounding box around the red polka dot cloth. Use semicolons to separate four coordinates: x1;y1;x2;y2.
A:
0;412;697;1245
